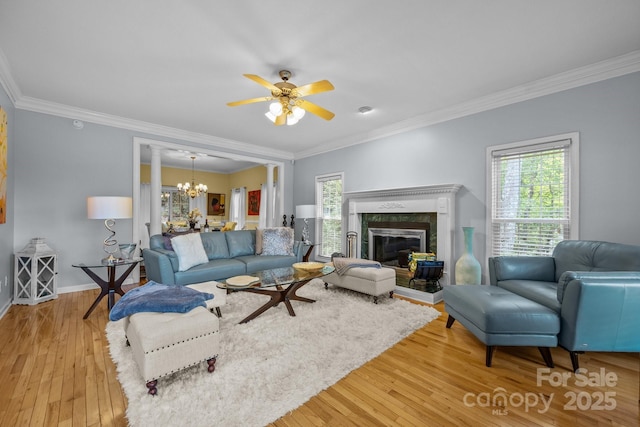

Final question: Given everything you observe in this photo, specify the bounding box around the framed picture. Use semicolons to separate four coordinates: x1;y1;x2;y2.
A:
248;190;260;215
207;193;225;216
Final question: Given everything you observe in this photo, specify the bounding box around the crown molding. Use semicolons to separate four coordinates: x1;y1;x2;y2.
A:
13;96;294;161
295;50;640;160
2;46;639;162
0;45;292;160
0;48;21;105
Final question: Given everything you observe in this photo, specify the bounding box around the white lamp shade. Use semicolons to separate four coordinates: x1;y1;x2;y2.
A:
87;196;133;219
265;111;277;123
269;102;283;116
296;205;316;219
292;106;306;119
286;114;298;126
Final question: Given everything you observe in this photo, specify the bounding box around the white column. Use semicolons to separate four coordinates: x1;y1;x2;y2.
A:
149;146;162;236
266;164;275;227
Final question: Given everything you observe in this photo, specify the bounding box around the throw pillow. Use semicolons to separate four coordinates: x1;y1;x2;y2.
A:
261;227;294;256
171;233;209;272
161;233;174;250
255;228;264;254
221;221;237;232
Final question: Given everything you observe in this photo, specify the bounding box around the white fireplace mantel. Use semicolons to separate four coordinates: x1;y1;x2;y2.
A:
345;184;462;288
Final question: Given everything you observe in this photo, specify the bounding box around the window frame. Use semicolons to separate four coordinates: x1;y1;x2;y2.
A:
485;132;580;258
314;172;344;261
160;186;190;223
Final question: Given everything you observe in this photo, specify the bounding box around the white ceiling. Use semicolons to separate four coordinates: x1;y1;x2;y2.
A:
1;1;639;171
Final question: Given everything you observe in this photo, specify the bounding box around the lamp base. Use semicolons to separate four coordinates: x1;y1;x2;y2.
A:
101;254;122;265
302;218;311;245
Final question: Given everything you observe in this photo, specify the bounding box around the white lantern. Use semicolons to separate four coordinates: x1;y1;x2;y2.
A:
14;238;58;305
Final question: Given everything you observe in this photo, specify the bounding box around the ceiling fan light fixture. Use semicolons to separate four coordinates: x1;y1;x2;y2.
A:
228;71;335;126
269;102;283;116
292;106;306;119
286;114;299;126
265;111;277;123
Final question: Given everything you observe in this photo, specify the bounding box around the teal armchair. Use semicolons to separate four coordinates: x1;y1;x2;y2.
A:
489;240;640;371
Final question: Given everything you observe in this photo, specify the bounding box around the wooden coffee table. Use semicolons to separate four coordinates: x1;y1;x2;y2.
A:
219;265;334;324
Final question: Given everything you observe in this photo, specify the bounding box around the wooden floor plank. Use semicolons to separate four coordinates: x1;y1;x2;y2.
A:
0;287;637;427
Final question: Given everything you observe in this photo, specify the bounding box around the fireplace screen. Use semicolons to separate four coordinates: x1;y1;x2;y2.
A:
368;227;427;267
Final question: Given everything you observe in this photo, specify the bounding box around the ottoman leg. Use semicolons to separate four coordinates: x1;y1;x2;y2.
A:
389;291;394;299
207;357;217;373
146;380;158;396
373;296;379;304
446;315;456;328
538;347;554;368
324;282;328;290
486;346;496;367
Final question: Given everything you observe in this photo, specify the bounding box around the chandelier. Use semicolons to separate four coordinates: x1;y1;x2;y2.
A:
177;156;208;198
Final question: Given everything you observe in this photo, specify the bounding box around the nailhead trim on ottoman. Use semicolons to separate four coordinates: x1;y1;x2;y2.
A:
125;306;220;395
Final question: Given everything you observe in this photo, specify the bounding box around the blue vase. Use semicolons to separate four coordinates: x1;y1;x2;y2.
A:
455;227;481;284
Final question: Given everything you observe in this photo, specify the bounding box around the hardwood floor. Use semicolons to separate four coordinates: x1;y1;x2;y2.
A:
0;287;637;426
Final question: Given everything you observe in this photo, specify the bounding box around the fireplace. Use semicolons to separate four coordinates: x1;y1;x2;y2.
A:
345;184;461;302
367;222;429;266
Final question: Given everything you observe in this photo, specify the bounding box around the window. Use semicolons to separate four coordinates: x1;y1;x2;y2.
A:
315;173;343;259
487;133;579;257
160;188;190;223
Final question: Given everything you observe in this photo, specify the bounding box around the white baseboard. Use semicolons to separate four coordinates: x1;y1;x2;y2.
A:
58;283;99;294
0;278;135;321
0;299;11;320
57;278;135;294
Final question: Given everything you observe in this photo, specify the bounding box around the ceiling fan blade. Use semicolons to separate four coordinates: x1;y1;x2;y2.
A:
274;113;286;126
243;74;281;93
227;96;273;107
291;80;334;98
296;99;335;121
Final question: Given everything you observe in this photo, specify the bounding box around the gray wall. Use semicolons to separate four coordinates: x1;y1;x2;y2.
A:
293;72;640;269
10;109;293;290
0;87;14;312
3;72;639;295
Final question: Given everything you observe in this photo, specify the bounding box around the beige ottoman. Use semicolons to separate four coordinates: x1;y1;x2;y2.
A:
125;306;220;395
187;281;227;317
324;267;396;303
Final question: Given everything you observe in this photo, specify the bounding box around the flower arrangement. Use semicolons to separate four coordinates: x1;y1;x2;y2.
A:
187;208;202;224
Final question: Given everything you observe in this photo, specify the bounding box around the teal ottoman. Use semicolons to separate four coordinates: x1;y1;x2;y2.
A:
443;285;560;367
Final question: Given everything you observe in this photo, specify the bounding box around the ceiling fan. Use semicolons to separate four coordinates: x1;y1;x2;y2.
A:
227;70;335;126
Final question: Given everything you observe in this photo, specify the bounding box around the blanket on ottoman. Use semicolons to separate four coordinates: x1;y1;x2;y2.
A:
333;257;381;276
109;281;214;321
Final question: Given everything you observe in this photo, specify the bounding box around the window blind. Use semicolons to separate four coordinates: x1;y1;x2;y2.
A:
315;174;343;258
491;138;572;256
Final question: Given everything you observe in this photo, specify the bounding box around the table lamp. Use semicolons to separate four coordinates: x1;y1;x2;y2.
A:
295;205;316;244
87;196;133;264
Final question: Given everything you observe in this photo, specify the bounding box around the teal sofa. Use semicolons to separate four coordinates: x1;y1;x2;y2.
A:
142;230;304;286
488;240;640;371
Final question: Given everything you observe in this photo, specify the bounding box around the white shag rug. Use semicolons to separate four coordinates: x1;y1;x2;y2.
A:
106;280;440;427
